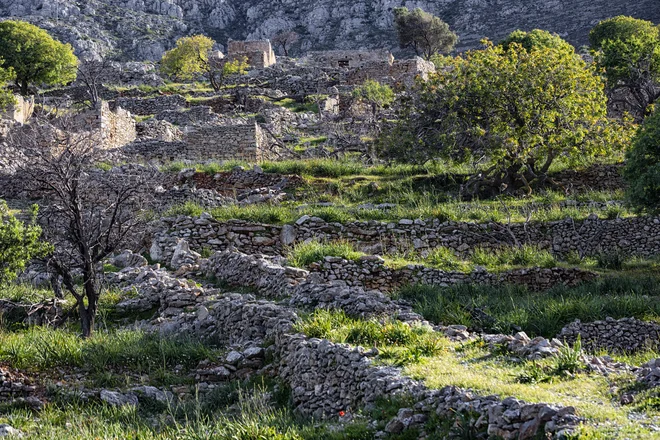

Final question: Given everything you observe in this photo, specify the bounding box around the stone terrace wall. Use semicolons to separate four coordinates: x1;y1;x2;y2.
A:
312;257;597;292
274;333;581;439
151;215;660;263
558;317;660;353
113;95;188;116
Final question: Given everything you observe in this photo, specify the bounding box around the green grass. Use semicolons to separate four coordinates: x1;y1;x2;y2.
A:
396;275;660;338
405;341;660;439
295;309;448;366
471;244;557;271
0;327;219;374
273;97;319;113
285;240;364;268
0;378;376;440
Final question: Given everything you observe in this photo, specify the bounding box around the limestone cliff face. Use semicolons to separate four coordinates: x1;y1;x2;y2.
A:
0;0;658;60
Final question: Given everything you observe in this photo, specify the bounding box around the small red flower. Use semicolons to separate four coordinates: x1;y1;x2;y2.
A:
339;411;346;417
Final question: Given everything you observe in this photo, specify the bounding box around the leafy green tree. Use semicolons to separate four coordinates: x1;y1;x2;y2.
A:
352;80;395;119
499;29;575;53
0;61;15;110
212;58;249;91
625;108;660;213
380;38;632;196
160;35;249;91
393;7;458;59
0;20;78;95
590;16;660;120
160;35;214;80
0;201;52;286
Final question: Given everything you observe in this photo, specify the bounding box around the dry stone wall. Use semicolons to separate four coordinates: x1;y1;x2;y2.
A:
311;257;597;292
558;317;660;353
113;95;188;116
151;214;660;263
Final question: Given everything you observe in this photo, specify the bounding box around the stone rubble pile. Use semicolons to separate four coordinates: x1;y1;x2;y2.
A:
636;359;660;388
202;250;308;298
0;366;43;411
483;332;565;360
288;276;423;322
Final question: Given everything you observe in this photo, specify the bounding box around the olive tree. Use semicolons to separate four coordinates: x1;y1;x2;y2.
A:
393;7;458;59
0;20;78;95
160;35;249;91
590;16;660;120
380;38;632;196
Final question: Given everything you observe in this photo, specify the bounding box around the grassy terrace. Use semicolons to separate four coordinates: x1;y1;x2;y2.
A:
405;343;660;439
0;325;383;439
296;303;660;440
162;157;631;225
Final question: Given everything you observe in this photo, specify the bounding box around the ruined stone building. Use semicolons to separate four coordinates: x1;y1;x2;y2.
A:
125;120;275;163
227;40;276;68
303;50;394;68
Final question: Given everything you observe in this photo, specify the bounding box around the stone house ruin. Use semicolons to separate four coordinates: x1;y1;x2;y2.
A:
346;56;436;86
183;121;270;161
227;40;276;68
1;95;34;125
75;101;137;150
126;120;275;163
303;50;394;68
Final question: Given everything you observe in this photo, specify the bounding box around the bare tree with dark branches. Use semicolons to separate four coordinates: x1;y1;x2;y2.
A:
271;30;299;57
76;58;115;108
12;116;156;337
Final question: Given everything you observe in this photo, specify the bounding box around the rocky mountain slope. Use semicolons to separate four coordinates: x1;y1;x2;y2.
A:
0;0;658;60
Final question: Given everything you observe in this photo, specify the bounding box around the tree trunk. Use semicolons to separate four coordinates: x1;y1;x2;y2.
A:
80;262;99;338
79;304;95;338
20;79;28;96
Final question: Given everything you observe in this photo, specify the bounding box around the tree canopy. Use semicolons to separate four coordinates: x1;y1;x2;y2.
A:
625;108;660;213
160;35;249;91
352;80;394;118
499;29;574;53
589;16;660;120
0;201;52;286
0;20;78;95
380;37;632;196
160;35;214;80
393;7;458;59
0;60;15;110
